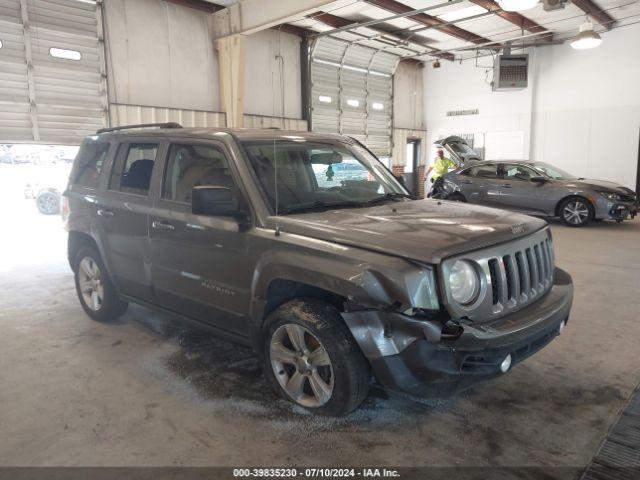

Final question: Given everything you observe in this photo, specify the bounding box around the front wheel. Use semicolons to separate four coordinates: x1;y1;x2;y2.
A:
559;197;593;227
262;299;370;416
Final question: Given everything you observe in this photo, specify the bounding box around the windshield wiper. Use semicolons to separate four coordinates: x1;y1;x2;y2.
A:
277;200;364;215
363;192;413;206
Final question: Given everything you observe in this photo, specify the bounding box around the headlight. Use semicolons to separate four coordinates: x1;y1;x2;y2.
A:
449;260;480;305
598;191;622;201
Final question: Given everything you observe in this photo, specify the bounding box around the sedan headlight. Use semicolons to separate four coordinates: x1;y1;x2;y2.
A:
598;191;622;201
449;260;480;305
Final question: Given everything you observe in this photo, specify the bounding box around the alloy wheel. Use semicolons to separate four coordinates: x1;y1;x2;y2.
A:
270;323;334;407
37;194;59;214
78;257;104;311
563;201;589;225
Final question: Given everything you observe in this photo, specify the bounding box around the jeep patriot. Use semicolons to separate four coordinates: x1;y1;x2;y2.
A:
65;123;574;416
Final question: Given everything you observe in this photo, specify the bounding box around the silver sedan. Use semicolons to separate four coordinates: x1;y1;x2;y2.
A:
440;161;637;227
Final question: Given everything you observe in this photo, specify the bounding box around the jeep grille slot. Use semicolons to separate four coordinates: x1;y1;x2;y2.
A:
443;229;555;322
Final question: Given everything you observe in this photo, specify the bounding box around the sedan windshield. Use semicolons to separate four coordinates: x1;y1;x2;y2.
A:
241;140;408;215
533;162;577;181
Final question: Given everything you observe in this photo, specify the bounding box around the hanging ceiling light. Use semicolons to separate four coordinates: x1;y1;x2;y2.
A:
570;21;603;49
497;0;539;12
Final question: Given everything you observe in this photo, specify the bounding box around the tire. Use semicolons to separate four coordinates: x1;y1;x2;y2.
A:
559;197;593;227
36;191;60;215
262;299;370;416
73;245;128;322
446;192;466;202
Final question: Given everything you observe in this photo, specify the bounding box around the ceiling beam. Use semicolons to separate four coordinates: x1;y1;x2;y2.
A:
468;0;553;39
163;0;222;13
211;0;338;39
365;0;495;47
310;11;455;60
571;0;616;29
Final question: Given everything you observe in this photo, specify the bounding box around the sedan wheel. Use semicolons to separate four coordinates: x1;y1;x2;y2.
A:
270;323;334;407
561;198;592;227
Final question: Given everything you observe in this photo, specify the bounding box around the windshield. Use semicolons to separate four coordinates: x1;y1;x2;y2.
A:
242;140;407;215
532;162;577;180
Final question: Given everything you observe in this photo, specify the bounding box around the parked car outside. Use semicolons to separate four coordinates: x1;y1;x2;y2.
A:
440;161;637;227
24;162;72;215
65;125;573;415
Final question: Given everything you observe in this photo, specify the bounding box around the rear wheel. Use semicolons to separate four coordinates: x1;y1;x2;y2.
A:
559;197;593;227
73;245;128;322
36;191;60;215
262;299;370;416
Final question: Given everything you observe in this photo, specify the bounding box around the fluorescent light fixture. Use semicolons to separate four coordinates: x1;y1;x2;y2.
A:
371;102;384;111
497;0;538;12
49;47;82;61
346;99;360;107
438;5;487;22
318;95;332;103
570;21;602;50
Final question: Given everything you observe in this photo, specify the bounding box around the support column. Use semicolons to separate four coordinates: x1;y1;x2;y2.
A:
417;165;426;199
216;34;245;128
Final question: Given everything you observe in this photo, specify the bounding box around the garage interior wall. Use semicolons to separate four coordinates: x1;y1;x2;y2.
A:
423;22;640;190
393;60;427;167
103;0;223;127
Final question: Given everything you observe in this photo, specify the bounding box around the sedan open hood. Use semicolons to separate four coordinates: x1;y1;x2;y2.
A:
272;200;547;264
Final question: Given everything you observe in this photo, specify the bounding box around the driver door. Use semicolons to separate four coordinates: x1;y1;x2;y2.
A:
148;141;253;336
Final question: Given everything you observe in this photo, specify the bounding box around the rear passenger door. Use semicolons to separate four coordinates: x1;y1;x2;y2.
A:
148;141;252;336
96;140;164;302
457;163;503;207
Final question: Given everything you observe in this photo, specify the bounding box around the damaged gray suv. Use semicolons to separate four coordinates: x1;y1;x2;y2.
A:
66;124;574;416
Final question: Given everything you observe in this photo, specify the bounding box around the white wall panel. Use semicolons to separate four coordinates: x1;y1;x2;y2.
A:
243;29;302;119
104;0;220;112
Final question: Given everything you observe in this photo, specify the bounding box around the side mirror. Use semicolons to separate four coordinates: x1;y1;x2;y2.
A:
530;176;548;184
394;174;405;185
192;185;241;217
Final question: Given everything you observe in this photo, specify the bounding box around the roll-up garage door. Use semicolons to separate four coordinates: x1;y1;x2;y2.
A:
0;0;107;144
310;36;399;157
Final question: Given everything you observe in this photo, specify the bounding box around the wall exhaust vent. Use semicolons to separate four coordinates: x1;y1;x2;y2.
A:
493;53;529;91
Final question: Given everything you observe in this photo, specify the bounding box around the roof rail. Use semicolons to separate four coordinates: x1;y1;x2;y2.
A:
96;122;183;134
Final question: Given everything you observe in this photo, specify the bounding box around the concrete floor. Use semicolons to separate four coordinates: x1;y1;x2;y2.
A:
1;191;639;469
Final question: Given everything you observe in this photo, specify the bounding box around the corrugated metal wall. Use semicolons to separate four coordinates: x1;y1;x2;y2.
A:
109;103;226;129
310;37;399;157
0;0;106;144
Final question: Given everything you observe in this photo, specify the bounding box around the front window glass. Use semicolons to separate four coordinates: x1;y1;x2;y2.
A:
532;162;577;180
163;144;233;203
242;140;407;215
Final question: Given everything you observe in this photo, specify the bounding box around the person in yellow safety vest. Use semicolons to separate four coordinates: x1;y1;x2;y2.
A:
426;148;456;181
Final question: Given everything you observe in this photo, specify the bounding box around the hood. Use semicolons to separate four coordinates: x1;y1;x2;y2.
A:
564;178;634;193
271;199;547;264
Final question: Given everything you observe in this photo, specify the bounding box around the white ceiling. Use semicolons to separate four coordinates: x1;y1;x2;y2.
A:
208;0;640;60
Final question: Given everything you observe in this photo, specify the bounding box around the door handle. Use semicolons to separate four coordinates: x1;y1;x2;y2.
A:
500;183;513;188
97;209;114;217
152;220;175;231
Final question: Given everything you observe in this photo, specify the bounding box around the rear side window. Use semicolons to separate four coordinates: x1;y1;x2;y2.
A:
109;143;158;195
71;142;110;189
162;144;234;204
465;164;500;179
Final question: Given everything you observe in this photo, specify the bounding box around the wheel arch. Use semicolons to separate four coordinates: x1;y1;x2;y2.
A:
68;230;98;271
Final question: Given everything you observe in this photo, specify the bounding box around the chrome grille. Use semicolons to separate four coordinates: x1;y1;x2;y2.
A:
441;228;555;322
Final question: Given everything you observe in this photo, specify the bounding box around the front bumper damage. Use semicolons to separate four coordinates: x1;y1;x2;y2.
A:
342;268;573;397
608;202;637;221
